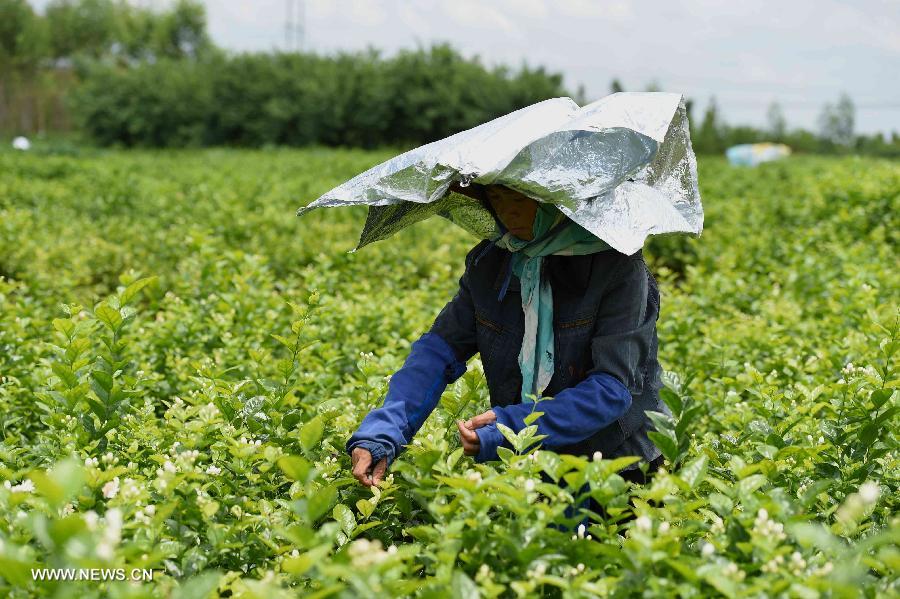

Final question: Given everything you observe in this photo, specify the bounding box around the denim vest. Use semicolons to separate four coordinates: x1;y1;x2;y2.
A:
430;239;671;459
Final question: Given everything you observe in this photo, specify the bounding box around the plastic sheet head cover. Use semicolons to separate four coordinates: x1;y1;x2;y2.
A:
297;92;703;256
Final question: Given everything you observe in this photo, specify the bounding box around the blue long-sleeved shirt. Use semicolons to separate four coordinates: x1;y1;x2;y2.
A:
345;330;632;466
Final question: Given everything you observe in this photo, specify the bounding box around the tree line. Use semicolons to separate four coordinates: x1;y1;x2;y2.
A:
2;0;897;156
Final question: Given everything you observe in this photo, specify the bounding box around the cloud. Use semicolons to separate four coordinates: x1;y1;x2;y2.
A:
556;0;633;20
440;0;522;37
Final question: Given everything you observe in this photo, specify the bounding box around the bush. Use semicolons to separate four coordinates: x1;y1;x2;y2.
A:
68;44;567;149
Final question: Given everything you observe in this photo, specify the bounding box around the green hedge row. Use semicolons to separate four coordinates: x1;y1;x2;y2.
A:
69;44;567;149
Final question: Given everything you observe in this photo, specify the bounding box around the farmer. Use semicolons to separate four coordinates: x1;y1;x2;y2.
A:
346;182;670;522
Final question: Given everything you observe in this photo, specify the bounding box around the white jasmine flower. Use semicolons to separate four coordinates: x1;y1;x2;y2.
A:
96;539;114;560
524;479;535;492
122;478;141;500
347;538;390;568
577;523;586;539
859;481;880;504
102;477;120;499
592;451;603;462
701;542;715;557
84;510;99;530
9;479;35;493
635;516;652;532
206;465;222;475
658;521;670;534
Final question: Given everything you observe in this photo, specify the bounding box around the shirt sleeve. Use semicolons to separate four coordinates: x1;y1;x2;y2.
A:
474;254;655;462
345;331;467;467
345;243;487;466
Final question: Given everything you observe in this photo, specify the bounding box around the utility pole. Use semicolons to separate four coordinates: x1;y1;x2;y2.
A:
285;0;306;51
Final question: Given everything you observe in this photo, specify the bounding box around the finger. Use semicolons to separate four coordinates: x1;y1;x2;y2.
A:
461;436;480;456
470;411;496;428
457;426;475;455
371;458;387;486
352;452;373;486
457;421;477;442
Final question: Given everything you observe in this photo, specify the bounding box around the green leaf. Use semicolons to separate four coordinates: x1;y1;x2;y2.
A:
446;447;464;470
708;492;733;515
351;521;382;537
270;333;295;349
523;411;545;425
451;570;480;599
94;303;123;331
495;422;519;450
52;318;75;339
332;503;356;536
278;455;311;482
90;370;113;392
870;388;893;409
300;416;325;452
659;386;684;414
788;522;841;552
307;485;337;523
647;431;678;463
737;474;768;497
172;571;222;599
645;409;675;435
120;276;157;306
282;409;303;430
602;456;643;473
30;458;85;509
282;546;330;575
679;454;709;489
51;363;78;388
356;499;375;519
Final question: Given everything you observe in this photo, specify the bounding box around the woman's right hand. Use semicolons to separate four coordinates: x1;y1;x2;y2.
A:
351;447;388;487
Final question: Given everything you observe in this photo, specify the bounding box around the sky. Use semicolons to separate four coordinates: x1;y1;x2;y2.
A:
33;0;900;134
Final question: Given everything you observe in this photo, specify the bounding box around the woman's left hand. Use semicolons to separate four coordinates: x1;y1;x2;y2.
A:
457;410;497;457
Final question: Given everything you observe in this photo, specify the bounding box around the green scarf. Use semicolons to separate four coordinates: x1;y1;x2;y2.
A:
490;202;612;403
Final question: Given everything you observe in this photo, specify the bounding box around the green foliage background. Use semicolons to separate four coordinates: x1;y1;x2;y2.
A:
0;148;898;597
